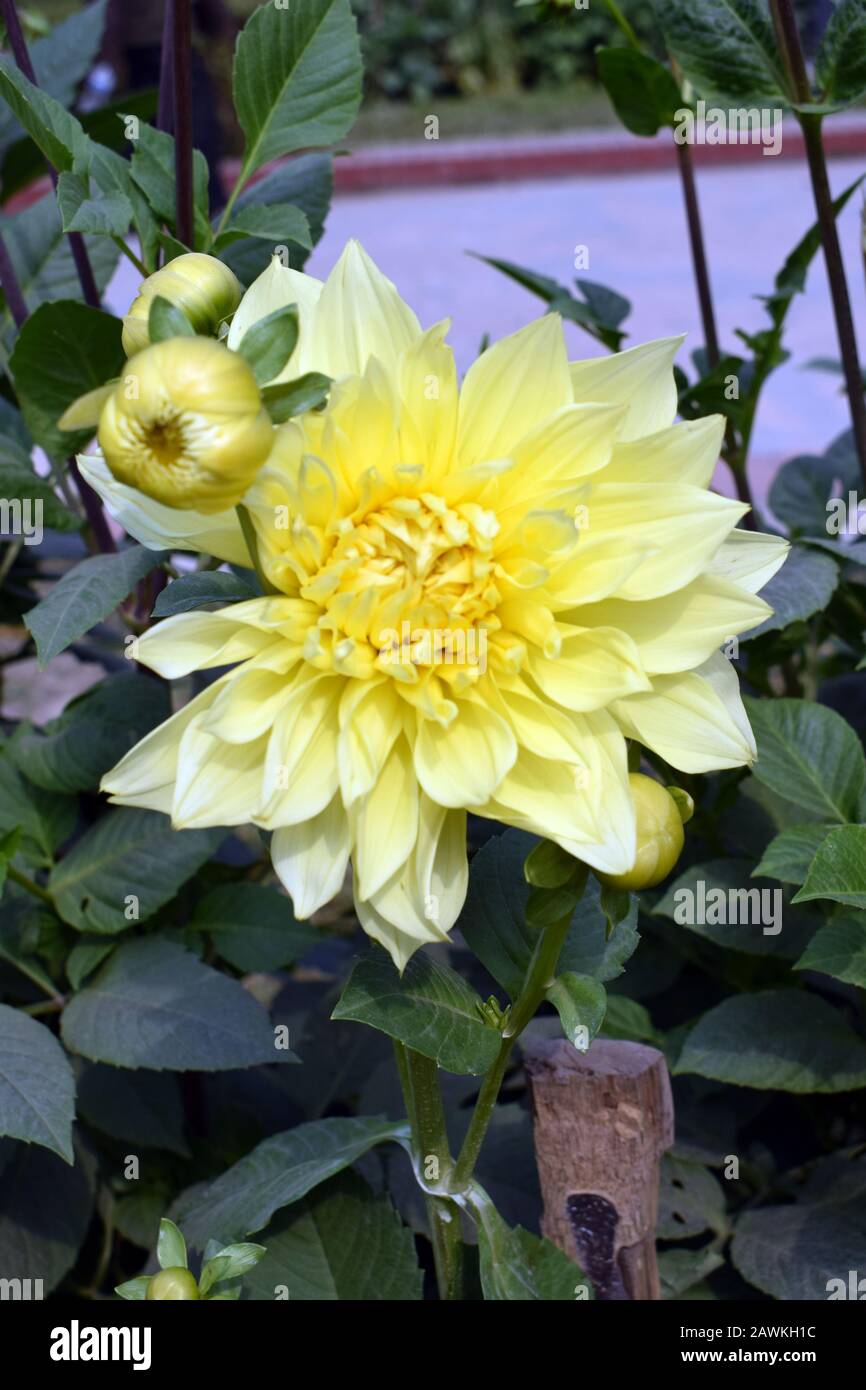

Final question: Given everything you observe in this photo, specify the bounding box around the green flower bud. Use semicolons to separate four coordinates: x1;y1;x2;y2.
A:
146;1267;200;1300
599;772;687;892
123;253;243;357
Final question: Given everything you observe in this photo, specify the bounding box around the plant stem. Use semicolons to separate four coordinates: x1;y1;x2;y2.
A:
172;0;194;249
112;237;149;278
392;1041;463;1300
675;140;720;366
7;862;54;906
770;0;866;486
600;0;641;50
452;913;571;1190
0;0;101;308
157;0;176;133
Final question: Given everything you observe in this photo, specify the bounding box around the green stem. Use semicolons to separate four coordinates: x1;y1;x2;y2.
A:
7;863;54;906
599;0;641;49
393;1042;463;1300
235;503;280;594
452;913;571;1190
112;237;149;278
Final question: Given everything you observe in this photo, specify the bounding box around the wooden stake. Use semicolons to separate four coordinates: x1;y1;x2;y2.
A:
523;1037;674;1300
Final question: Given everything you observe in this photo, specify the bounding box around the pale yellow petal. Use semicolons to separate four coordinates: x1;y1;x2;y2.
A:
172;718;268;828
226;253;323;383
272;796;350;918
352;738;419;900
309;240;421;377
527;625;651;712
457;315;573;467
706;529;790;594
569;336;684;441
612;652;756;772
600;415;725;487
413;697;517;807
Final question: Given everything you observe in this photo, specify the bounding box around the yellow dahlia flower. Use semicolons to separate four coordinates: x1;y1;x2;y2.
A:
98;337;274;514
122;253;243;357
101;241;787;969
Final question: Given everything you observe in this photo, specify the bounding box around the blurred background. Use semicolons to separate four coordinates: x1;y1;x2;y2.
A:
3;0;864;499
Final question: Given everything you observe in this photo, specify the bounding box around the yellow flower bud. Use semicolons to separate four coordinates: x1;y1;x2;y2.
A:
122;253;243;357
599;773;687;891
146;1268;200;1300
98;337;274;513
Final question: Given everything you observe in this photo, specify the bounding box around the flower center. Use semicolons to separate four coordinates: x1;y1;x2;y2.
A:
300;493;502;676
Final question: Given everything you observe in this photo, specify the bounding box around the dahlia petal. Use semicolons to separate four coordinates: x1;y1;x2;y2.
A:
309;240;421;378
527;625;651;712
569;336;683;441
101;678;227;808
338;678;402;805
457;315;572;467
543;535;656;608
570;576;771;675
706;529;790;594
172;718;268;828
257;676;342;826
136;610;280;678
353;738;419;900
272;796;350;918
398;319;458;483
487;401;625;517
601;415;725;487
414;697;517;807
78;453;250;565
612;652;756;772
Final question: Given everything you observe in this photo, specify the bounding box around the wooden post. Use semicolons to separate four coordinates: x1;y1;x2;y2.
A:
523;1037;674;1300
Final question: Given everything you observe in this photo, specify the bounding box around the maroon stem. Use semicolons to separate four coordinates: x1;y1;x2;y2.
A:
157;0;175;132
172;0;194;248
0;0;102;309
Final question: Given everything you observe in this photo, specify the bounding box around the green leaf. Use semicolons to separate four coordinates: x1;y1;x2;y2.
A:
0;452;79;533
332;949;502;1075
744;697;866;823
236;304;299;386
214;202;312;254
795;914;866;987
674;989;866;1092
769;428;861;535
793;825;866;909
459;830;639;1001
523;838;581;889
0;1005;75;1162
659;1154;728;1239
653;857;811;958
545;973;606;1050
11;300;125;464
471;253;630;352
13;673;171;795
816;0;866;109
261;371;332;422
601;995;662;1044
115;1275;152;1301
242;1171;421;1301
66;938;114;991
200;1242;265;1295
732;1156;866;1299
57;170;133;237
740;545;838;640
129;123;211;250
157;1217;187;1271
659;1245;725;1298
192;882;319;972
50;807;223;935
0;743;76;865
148;295;195;343
176;1115;409;1246
232;0;362;188
0;1142;93;1294
752;824;834;885
0;0;107;160
0;57;89;173
61;936;292;1071
218;154;332;282
0;196;119;348
153;570;260;617
24;547;167;669
652;0;787;106
596;47;683;136
76;1063;188;1157
473;1197;589;1300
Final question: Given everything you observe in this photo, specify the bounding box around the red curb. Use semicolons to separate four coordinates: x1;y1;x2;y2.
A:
328;123;866;194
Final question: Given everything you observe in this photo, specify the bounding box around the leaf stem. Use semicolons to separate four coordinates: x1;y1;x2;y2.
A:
599;0;641;50
452;912;571;1191
7;862;54;906
112;237;149;278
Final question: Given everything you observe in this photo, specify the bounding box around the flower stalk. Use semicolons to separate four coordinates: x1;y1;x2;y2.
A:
172;0;195;250
769;0;866;487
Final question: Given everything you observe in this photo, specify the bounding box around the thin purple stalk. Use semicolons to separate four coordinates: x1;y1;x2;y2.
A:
172;0;194;248
0;0;101;308
157;0;175;133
